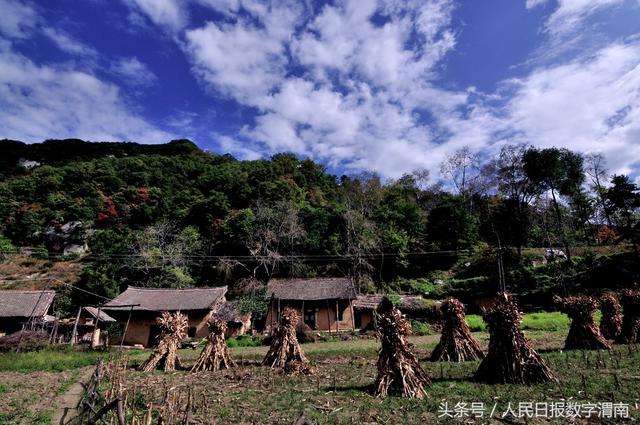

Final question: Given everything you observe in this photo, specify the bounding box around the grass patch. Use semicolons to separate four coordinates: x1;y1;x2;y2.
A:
465;314;486;331
411;320;434;336
466;310;574;332
522;311;569;331
0;347;104;372
226;335;263;348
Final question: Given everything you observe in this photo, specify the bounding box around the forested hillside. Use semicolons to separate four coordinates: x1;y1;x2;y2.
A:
1;139;639;315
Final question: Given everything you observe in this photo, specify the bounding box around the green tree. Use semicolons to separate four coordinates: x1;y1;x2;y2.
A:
606;175;640;239
426;197;479;251
523;147;584;259
0;233;15;259
494;144;538;254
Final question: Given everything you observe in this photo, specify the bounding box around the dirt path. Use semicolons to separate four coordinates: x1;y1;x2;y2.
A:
51;366;94;425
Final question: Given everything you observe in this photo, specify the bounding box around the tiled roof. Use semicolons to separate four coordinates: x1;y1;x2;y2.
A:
83;306;116;322
353;294;438;311
0;290;55;318
213;302;251;323
266;278;356;301
353;294;385;309
103;286;227;312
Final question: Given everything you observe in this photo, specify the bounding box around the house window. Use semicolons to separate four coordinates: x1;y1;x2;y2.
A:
337;305;344;321
188;327;196;338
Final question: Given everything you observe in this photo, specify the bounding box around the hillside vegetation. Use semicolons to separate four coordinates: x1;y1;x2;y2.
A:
0;139;639;316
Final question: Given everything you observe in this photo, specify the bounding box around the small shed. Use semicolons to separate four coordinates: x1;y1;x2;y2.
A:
213;302;252;338
265;278;357;332
353;294;440;330
102;286;228;347
352;294;384;330
0;290;56;335
68;307;116;346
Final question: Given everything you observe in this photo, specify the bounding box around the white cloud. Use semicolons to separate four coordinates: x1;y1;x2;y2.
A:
293;0;456;93
0;44;173;144
215;133;263;160
0;0;37;39
501;40;640;175
531;0;624;35
124;0;188;32
42;27;98;59
121;0;640;180
110;56;157;87
183;0;464;177
185;20;286;103
526;0;550;9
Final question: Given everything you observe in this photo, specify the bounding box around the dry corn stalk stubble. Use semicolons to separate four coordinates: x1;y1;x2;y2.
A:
430;297;484;362
474;293;557;385
600;294;623;341
554;295;611;350
374;297;430;399
262;307;312;375
191;318;236;373
619;289;640;344
139;312;188;372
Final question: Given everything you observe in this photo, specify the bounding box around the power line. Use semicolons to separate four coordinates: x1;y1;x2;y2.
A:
0;249;474;260
2;244;629;259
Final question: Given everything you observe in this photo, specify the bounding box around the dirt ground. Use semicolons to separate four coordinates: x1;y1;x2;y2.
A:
0;369;82;424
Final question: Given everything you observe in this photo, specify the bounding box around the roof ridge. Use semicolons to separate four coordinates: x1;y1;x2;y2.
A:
125;286;227;291
269;277;351;281
0;289;56;293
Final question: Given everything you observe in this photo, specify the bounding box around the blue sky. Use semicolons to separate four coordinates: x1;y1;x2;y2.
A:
1;0;639;179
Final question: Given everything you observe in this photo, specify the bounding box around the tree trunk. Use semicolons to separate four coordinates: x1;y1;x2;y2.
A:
550;189;571;260
594;174;612;228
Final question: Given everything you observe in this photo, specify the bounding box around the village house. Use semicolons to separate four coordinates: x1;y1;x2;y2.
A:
265;277;357;332
0;290;56;336
102;286;228;347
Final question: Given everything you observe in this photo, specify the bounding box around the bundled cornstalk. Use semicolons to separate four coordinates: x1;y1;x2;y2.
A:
262;308;311;374
554;295;610;350
430;297;484;362
474;293;557;385
191;318;235;372
619;289;640;344
374;297;430;398
599;294;622;341
139;312;187;372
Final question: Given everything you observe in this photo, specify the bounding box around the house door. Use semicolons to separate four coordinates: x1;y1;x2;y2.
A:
304;309;316;329
148;325;161;346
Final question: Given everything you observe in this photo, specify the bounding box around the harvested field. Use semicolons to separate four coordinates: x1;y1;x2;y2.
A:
2;331;640;424
106;333;639;424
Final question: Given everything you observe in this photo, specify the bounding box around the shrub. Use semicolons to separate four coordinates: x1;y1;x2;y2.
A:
465;315;486;332
227;335;262;348
410;320;433;336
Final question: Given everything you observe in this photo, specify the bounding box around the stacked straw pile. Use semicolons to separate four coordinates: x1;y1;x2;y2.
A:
554;295;610;350
0;330;49;352
599;294;623;341
140;312;188;372
374;297;430;398
262;308;312;375
191;318;236;372
619;289;640;344
430;297;484;362
474;293;557;385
